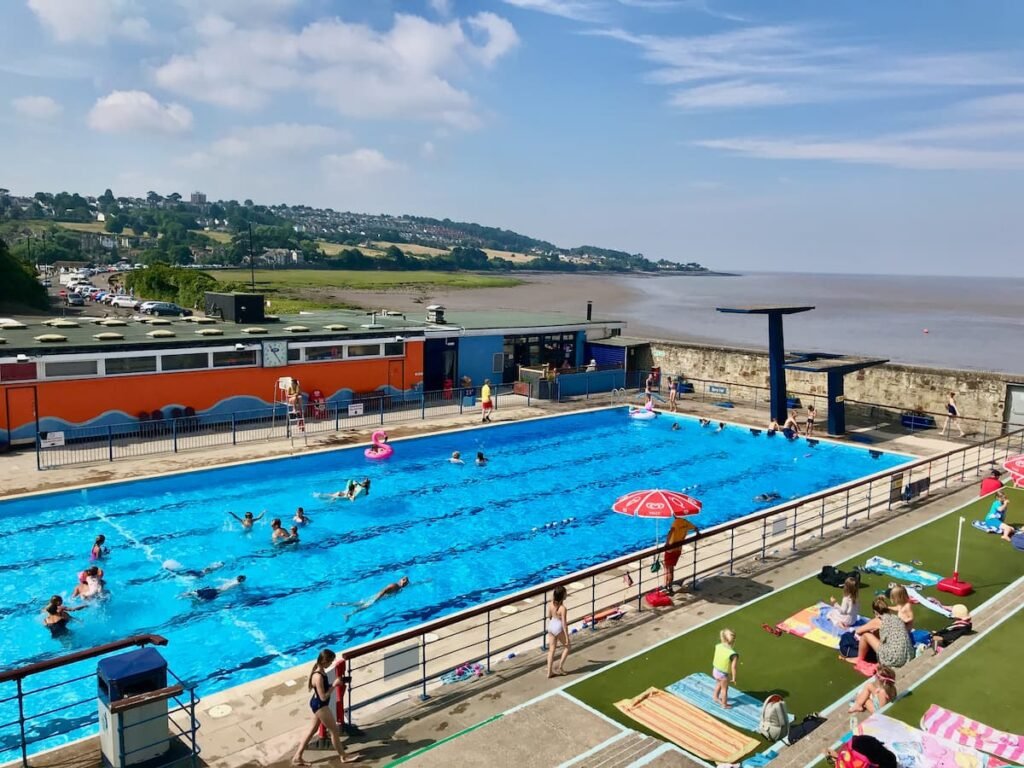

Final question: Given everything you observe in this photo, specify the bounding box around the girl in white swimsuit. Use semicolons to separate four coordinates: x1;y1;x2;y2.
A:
546;585;570;678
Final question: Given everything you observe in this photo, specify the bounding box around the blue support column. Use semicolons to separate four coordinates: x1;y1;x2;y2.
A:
767;312;788;424
827;372;846;436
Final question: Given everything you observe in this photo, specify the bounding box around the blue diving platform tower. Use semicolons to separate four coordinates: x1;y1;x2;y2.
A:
715;305;814;426
783;354;888;435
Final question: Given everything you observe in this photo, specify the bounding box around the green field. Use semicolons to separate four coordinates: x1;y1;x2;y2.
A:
208;269;522;290
190;229;232;244
565;490;1024;748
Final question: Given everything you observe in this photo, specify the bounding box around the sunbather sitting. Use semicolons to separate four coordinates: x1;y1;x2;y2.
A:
848;665;897;713
844;597;913;669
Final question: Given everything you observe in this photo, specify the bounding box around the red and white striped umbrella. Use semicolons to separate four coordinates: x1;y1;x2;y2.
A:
1003;454;1024;488
612;489;702;519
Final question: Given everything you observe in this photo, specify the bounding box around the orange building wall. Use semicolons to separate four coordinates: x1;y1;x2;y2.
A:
1;341;424;434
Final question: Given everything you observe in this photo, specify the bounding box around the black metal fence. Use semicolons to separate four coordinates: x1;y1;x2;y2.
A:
36;384;523;469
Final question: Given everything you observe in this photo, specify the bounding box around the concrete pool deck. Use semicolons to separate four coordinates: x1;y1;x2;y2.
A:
0;395;982;768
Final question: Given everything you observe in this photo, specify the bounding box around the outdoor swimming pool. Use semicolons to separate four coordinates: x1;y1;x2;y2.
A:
0;408;908;755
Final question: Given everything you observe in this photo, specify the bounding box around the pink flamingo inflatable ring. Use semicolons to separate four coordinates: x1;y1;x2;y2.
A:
365;429;394;460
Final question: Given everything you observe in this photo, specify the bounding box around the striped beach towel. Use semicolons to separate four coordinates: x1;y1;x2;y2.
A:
614;687;758;763
922;704;1024;764
666;673;793;733
863;555;942;586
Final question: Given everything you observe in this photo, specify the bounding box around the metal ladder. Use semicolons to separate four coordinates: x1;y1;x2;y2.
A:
610;387;627;405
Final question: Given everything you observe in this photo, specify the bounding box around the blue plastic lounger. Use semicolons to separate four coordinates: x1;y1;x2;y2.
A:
666;673;791;733
863;556;941;587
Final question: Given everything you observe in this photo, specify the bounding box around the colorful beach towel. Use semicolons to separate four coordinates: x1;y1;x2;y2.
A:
614;687;759;763
863;556;942;587
973;520;1003;534
666;673;793;733
776;602;867;649
906;586;952;618
922;704;1024;764
856;713;1004;768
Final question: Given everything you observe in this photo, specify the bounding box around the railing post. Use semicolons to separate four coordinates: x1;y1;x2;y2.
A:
459;395;464;415
485;610;492;673
380;399;385;426
421;392;426;420
231;413;237;445
419;634;430;701
821;498;827;537
637;559;644;610
541;592;548;650
590;574;597;631
17;678;27;767
690;539;700;591
335;403;340;432
728;529;735;575
108;425;114;462
760;517;767;560
843;490;850;529
791;509;798;552
172;418;178;453
866;480;872;520
961;450;966;481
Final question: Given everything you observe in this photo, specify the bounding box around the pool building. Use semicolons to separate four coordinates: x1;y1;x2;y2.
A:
0;301;624;445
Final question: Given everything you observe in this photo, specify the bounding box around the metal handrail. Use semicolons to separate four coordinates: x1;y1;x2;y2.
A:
340;424;1024;663
0;634;167;684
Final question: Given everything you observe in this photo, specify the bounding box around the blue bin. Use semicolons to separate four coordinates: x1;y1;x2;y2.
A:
98;648;167;704
462;395;476;407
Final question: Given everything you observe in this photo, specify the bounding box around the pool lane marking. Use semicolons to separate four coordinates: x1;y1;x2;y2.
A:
798;582;1024;768
559;484;991;698
90;499;294;664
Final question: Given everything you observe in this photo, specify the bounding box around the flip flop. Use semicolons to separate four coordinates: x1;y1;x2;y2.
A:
761;623;783;636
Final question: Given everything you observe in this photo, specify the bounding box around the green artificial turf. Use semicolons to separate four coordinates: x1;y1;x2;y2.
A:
885;604;1024;735
565;489;1024;743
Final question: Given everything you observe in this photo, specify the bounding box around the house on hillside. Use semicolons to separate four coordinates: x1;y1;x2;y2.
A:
259;248;303;265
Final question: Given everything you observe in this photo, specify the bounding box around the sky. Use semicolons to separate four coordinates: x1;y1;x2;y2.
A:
2;0;1024;276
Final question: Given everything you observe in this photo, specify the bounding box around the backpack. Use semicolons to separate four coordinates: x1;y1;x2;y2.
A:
838;631;859;658
757;694;790;742
817;565;861;589
783;714;825;745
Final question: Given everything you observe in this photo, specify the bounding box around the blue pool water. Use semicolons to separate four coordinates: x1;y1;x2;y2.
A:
0;409;907;754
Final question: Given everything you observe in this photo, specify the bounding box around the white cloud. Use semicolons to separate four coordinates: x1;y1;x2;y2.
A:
429;0;453;15
11;95;63;120
500;0;603;22
467;12;520;67
421;140;436;157
211;123;348;157
154;11;518;126
28;0;150;43
695;137;1024;171
593;23;1024;113
87;90;193;135
324;148;401;176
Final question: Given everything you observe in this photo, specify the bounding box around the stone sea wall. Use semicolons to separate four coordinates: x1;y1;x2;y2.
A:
644;339;1017;424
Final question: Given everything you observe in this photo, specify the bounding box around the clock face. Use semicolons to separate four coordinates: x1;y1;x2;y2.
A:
262;340;288;368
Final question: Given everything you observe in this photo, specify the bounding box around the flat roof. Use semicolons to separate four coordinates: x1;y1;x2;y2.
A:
586;335;651;348
0;308;624;356
716;305;815;315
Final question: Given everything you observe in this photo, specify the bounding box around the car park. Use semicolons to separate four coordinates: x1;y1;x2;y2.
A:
110;295;138;308
65;293;85;307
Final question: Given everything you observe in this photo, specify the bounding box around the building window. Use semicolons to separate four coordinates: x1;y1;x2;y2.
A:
213;350;258;368
105;356;157;375
492;353;504;373
44;359;99;378
383;342;404;356
347;343;381;358
161;352;210;371
305;345;344;362
288;347;302;362
0;362;38;381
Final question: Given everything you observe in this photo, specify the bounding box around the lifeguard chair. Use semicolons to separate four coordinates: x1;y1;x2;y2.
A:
273;376;306;438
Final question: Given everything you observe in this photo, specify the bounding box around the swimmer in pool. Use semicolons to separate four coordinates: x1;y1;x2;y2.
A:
475;452;487;466
716;422;726;432
699;418;711;428
754;492;781;503
43;595;83;634
73;573;105;600
288;525;300;543
671;422;680;431
188;575;246;602
344;577;410;619
346;478;370;500
767;418;781;433
450;451;464;465
163;560;225;579
271;518;294;544
294;507;312;525
782;410;801;434
229;511;264;530
90;534;109;561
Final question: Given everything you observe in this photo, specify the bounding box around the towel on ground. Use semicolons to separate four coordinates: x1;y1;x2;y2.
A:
863;556;941;587
922;704;1024;764
777;602;868;649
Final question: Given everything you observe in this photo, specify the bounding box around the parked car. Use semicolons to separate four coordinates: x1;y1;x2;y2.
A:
65;293;85;307
110;295;138;308
136;301;162;313
144;302;192;317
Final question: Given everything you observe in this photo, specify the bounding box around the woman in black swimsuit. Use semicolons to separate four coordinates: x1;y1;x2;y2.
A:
292;649;357;765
